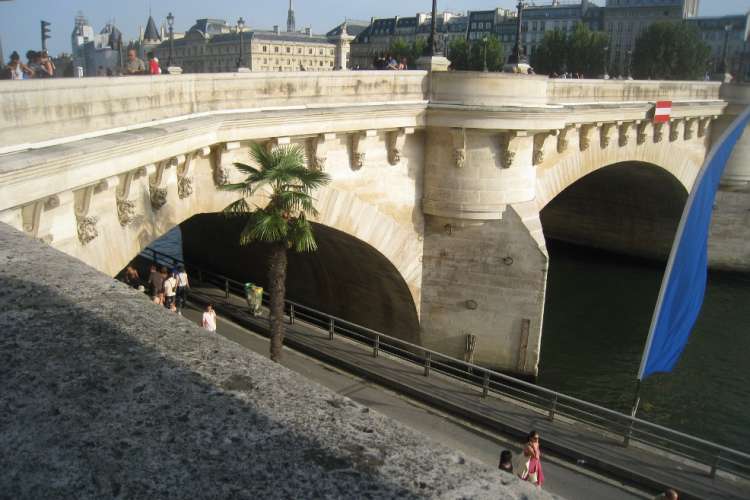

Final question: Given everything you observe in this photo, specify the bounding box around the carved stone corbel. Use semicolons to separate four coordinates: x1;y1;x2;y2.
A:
116;171;138;226
698;117;714;138
532;131;557;166
636;121;649;145
148;161;169;210
557;126;573;154
618;122;633;147
669;119;681;142
599;122;615;149
450;128;466;168
578;124;595;152
73;185;98;245
177;152;196;199
308;133;336;171
683;118;697;140
499;130;528;169
212;142;239;187
387;127;414;165
653;122;665;143
350;130;376;170
266;137;291;153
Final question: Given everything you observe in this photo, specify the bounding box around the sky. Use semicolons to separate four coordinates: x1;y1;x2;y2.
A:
1;0;750;57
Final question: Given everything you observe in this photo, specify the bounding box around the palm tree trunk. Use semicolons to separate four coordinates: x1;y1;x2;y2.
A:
268;242;288;362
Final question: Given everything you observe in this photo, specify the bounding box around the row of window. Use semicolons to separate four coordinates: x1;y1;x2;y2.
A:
260;45;334;56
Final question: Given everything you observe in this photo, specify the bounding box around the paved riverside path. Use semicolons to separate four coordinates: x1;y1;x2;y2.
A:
186;283;749;500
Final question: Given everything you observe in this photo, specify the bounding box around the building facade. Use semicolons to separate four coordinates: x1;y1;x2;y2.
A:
688;14;750;78
603;0;699;75
71;14;124;76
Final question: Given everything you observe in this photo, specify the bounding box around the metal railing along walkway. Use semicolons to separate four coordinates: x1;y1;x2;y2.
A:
140;247;750;482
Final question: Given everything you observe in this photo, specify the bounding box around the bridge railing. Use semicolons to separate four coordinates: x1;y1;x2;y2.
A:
139;246;750;481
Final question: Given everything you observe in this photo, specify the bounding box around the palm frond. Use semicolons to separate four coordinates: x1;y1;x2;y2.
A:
222;198;252;217
233;161;262;178
288;216;318;253
244;210;288;244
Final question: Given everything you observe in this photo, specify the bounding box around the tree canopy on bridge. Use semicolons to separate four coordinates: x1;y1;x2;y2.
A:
532;23;608;77
222;143;331;362
632;22;710;81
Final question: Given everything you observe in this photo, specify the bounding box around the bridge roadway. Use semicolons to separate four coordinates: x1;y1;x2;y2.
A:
179;278;748;500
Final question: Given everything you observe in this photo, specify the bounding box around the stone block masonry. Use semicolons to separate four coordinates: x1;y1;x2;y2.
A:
0;222;555;499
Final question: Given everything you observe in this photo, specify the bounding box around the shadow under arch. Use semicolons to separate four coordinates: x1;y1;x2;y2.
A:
540;161;689;261
537;161;689;408
179;214;421;345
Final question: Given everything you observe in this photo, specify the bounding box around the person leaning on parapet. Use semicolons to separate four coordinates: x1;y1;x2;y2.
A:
147;51;162;75
123;49;146;75
2;51;33;79
653;489;679;500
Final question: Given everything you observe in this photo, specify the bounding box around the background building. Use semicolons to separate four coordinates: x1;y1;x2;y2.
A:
688;14;750;78
71;13;124;76
603;0;699;75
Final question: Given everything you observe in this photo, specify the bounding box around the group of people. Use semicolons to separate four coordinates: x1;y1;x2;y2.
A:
372;55;409;70
123;264;189;314
122;49;163;76
1;50;56;79
499;431;680;499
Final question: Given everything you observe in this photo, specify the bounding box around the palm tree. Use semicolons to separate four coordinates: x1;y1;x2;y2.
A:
221;142;331;362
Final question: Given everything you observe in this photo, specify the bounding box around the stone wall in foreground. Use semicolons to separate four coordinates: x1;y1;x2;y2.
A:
0;222;555;500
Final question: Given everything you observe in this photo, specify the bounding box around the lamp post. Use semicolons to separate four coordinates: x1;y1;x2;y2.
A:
507;0;526;65
237;17;245;69
426;0;438;57
482;37;488;72
626;49;632;80
603;45;609;79
167;12;175;68
721;23;732;75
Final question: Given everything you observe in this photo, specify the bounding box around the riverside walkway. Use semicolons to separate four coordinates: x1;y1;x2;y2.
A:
142;251;750;500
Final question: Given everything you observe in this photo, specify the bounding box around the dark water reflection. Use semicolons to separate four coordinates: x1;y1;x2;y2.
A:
538;240;750;453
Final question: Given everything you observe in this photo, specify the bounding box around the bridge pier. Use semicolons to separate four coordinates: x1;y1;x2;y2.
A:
420;127;547;377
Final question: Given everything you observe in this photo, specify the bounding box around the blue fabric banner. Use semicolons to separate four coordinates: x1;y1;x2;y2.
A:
640;108;750;380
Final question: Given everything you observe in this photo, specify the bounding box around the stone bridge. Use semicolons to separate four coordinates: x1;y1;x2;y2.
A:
1;72;748;377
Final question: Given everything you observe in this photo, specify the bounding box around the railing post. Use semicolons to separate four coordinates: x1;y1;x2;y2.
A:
482;371;490;399
290;304;295;325
373;334;379;358
709;451;721;478
623;418;635;447
548;395;558;422
225;279;229;299
424;352;432;376
329;318;335;340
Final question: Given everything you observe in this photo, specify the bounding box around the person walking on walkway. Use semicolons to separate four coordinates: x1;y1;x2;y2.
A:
517;430;544;487
175;264;189;315
124;265;141;289
148;264;164;304
202;304;217;333
163;271;178;312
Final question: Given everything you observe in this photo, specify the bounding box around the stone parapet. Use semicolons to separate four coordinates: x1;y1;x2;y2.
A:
0;222;553;499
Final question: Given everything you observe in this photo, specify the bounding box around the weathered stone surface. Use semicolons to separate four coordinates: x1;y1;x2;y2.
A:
0;222;556;500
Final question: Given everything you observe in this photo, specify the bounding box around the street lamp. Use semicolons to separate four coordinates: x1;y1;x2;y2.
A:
626;49;632;80
167;12;175;68
721;23;732;75
237;17;245;69
603;45;609;79
482;37;489;72
507;1;527;66
425;0;439;57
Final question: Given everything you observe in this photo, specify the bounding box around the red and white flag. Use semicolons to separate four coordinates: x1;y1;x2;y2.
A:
654;101;672;123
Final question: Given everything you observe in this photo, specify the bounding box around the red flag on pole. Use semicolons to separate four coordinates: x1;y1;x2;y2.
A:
654;101;672;123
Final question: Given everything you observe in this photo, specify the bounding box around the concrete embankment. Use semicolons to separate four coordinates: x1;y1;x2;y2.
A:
0;222;555;500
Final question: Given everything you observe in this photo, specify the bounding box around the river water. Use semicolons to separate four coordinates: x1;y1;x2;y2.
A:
539;240;750;453
153;228;750;453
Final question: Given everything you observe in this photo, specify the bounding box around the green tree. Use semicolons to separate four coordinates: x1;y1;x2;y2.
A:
221;143;331;362
389;38;428;68
632;22;710;80
448;38;471;70
448;36;504;71
567;23;609;77
532;23;608;77
532;29;568;75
